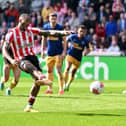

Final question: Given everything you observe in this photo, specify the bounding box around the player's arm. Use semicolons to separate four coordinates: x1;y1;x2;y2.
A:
30;27;74;37
83;42;91;56
83;47;90;56
41;35;47;59
40;30;74;37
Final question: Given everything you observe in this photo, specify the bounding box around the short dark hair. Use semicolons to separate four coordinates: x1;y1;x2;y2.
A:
78;25;86;30
49;12;57;17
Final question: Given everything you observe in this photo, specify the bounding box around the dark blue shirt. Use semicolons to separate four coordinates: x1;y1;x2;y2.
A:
43;23;64;56
106;21;117;37
67;34;89;61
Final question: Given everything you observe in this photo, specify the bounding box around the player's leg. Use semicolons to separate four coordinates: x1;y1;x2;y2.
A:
64;65;78;92
6;66;21;95
20;60;52;86
63;60;72;91
43;56;55;94
67;65;78;86
64;56;80;91
0;64;10;90
20;56;52;112
64;60;72;84
56;55;64;95
24;83;40;112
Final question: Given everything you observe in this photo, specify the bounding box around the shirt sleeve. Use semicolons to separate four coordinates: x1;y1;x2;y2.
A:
43;24;48;30
28;27;40;35
67;34;73;43
5;31;14;44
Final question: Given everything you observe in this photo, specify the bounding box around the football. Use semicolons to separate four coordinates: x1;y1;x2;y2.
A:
90;81;104;94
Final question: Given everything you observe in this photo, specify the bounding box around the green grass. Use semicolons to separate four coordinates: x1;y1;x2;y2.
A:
0;78;126;126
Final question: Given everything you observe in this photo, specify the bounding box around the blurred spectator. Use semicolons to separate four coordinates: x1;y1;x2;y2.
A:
82;14;92;33
60;2;68;17
118;35;126;55
54;2;64;25
112;0;124;20
96;37;108;49
88;6;97;29
36;11;43;28
118;12;126;33
51;0;62;7
77;0;88;24
106;15;117;39
97;5;107;22
3;1;11;23
97;0;106;8
87;28;95;41
54;2;62;12
41;1;54;23
124;0;126;10
5;2;19;27
0;21;8;39
91;34;98;48
31;0;43;12
101;16;107;26
0;21;7;53
98;42;107;52
30;11;37;27
105;6;112;20
88;6;96;21
18;0;29;14
62;8;72;26
68;11;80;30
65;0;79;12
107;35;120;52
9;21;15;29
24;0;31;13
95;22;106;39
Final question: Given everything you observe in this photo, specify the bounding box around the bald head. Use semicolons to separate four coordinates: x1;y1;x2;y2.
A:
19;13;30;22
18;13;31;31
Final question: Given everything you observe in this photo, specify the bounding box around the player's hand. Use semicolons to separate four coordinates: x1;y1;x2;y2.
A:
64;31;74;35
11;59;19;66
62;51;66;59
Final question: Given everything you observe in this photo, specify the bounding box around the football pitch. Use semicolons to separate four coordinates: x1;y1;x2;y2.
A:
0;78;126;126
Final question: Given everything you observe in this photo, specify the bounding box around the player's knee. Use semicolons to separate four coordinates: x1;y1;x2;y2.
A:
20;61;35;74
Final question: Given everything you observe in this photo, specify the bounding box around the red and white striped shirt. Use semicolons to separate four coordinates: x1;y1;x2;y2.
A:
5;27;40;60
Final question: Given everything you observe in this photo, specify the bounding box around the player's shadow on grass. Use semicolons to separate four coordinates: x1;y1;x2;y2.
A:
76;113;126;117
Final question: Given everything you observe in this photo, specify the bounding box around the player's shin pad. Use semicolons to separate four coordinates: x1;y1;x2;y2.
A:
35;79;53;86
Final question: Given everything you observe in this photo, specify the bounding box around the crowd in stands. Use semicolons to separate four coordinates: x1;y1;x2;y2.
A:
0;0;126;56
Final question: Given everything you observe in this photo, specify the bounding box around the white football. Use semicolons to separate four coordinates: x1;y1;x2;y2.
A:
90;81;104;94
